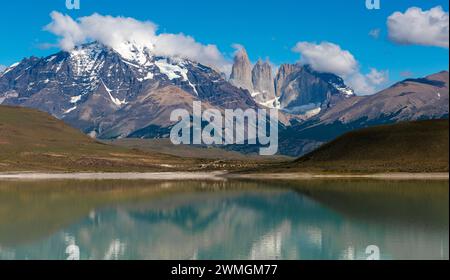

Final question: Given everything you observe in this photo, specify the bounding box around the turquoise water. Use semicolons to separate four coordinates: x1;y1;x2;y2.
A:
0;180;448;260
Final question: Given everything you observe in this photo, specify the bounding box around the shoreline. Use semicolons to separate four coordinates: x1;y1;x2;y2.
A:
0;171;227;181
228;172;450;181
0;171;448;181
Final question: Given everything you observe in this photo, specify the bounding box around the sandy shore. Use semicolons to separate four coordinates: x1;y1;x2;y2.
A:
0;171;227;181
0;171;448;181
230;172;450;180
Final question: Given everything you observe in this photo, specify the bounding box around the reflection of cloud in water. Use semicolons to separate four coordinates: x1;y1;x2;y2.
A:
305;226;322;249
250;221;290;260
0;246;15;259
104;239;126;260
340;246;355;260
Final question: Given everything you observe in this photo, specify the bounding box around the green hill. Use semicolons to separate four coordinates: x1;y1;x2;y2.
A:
291;119;449;173
0;106;192;172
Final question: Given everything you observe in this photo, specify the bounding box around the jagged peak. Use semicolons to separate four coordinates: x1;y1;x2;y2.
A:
254;58;272;68
234;46;250;61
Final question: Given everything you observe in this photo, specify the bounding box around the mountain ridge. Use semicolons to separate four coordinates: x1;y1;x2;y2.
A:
0;42;258;139
277;70;449;156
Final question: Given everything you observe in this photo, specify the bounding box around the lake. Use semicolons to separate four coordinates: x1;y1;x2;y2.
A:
0;179;448;260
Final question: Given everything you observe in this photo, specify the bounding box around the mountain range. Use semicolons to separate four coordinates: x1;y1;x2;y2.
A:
277;70;449;156
0;42;256;139
0;42;448;156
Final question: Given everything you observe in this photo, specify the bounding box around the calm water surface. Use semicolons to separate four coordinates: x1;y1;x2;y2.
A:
0;179;448;260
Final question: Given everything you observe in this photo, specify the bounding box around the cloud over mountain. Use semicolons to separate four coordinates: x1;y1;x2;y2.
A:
44;12;393;95
45;12;231;73
293;42;358;77
293;41;388;95
388;6;449;48
348;69;389;96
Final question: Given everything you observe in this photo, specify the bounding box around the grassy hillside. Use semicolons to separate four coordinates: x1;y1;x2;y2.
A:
290;119;449;173
0;106;197;172
243;119;449;174
0;106;274;172
104;138;291;161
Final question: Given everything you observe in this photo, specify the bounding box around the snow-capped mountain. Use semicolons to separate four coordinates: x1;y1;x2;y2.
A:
0;42;257;138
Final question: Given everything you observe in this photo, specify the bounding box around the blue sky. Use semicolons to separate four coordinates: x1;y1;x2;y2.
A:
0;0;448;87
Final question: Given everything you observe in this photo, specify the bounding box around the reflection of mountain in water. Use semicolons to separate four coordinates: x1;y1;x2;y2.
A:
281;179;450;227
0;180;448;260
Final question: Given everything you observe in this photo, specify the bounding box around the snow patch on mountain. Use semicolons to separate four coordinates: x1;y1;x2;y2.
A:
155;59;185;80
101;79;127;106
0;62;19;77
114;41;153;66
0;91;19;104
331;83;354;96
260;97;281;109
46;56;57;62
70;95;83;103
155;59;198;95
283;103;322;117
137;72;154;82
64;106;77;114
69;44;104;77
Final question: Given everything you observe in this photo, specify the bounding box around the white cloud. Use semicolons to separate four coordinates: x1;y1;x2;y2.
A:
293;42;358;76
387;6;449;48
293;41;389;95
366;68;389;85
369;28;381;39
231;43;250;61
45;12;231;73
232;43;246;53
347;69;389;96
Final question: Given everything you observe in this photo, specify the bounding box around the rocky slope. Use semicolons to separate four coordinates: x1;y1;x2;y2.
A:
279;71;449;156
274;64;354;115
317;71;449;124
